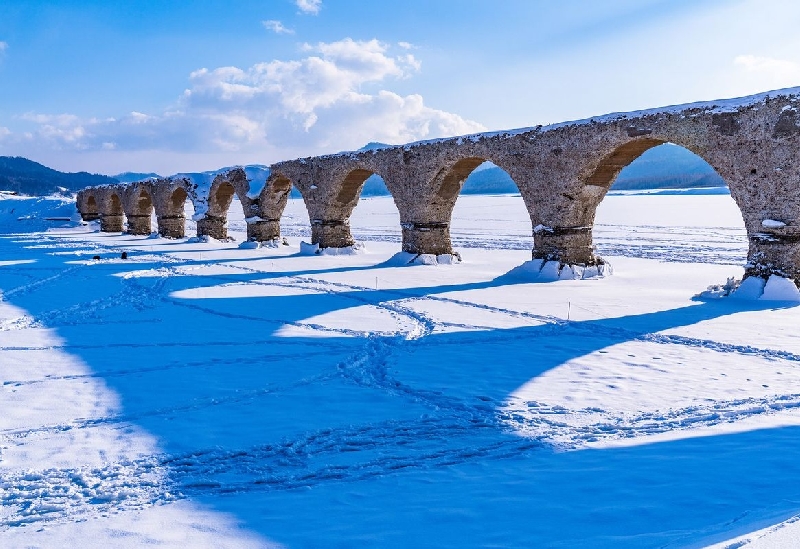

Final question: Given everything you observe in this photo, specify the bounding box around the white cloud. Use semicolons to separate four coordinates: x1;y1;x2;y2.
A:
6;38;484;167
0;41;7;55
734;55;800;90
296;0;322;15
262;20;294;35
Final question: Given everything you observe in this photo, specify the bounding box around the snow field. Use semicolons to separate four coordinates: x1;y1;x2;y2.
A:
1;193;800;548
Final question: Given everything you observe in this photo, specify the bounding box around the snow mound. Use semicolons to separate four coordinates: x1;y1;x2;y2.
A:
700;275;800;301
240;237;288;250
761;275;800;301
386;251;462;266
186;235;215;244
299;242;366;256
695;276;740;299
238;240;261;249
504;259;613;281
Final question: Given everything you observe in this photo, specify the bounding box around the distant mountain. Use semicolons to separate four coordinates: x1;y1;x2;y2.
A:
0;157;118;196
113;172;161;183
358;142;392;152
610;143;725;190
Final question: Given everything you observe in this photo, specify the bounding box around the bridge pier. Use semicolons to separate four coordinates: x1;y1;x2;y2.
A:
311;219;355;248
401;222;453;256
746;234;800;285
125;214;151;235
532;226;601;265
196;215;227;240
157;215;185;238
100;214;125;232
80;212;100;222
247;219;281;242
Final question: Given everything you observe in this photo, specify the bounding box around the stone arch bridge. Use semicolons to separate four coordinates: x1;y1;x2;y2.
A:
76;87;800;284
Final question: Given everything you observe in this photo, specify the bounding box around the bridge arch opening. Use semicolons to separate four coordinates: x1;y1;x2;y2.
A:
591;142;746;267
344;170;401;249
433;158;532;259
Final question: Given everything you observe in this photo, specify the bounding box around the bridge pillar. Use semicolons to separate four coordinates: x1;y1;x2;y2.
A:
400;221;453;256
97;188;125;233
157;215;185;238
100;213;124;232
746;237;800;284
532;226;599;265
310;219;355;248
244;170;292;243
196;215;227;240
247;219;281;242
125;214;151;235
152;179;189;239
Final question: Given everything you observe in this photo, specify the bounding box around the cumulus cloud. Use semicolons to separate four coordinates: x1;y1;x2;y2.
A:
296;0;322;15
6;38;485;165
734;54;800;89
262;20;294;35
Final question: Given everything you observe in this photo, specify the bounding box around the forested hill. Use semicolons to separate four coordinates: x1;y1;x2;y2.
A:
0;157;118;196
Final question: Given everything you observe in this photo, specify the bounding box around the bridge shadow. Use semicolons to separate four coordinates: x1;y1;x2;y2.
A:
1;234;798;548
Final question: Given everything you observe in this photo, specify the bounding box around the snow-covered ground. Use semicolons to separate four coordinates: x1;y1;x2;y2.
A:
3;192;800;548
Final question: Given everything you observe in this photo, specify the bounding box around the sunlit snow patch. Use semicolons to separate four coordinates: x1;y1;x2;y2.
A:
762;219;787;229
504;259;612;281
698;274;800;301
299;241;367;256
385;251;461;266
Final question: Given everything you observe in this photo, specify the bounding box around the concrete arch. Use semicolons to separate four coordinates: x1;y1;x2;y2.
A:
404;154;535;256
98;186;125;232
271;157;390;249
121;182;155;235
152;178;192;238
76;189;101;222
75;86;800;285
539;138;737;266
243;170;293;242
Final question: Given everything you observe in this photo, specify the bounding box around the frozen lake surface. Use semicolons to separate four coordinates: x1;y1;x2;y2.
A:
2;193;799;548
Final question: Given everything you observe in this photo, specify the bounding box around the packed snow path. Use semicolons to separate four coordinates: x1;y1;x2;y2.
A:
3;195;800;548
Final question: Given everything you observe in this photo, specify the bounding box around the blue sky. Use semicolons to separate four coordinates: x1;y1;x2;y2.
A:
0;0;798;175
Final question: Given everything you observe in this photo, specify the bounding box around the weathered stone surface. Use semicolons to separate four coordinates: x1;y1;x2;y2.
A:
121;183;154;235
76;87;800;285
